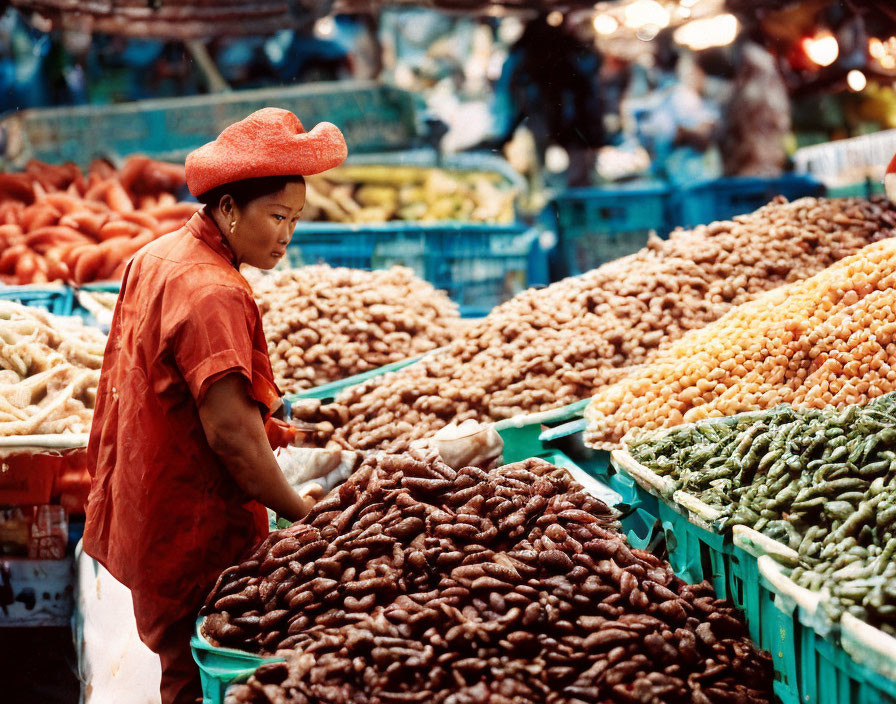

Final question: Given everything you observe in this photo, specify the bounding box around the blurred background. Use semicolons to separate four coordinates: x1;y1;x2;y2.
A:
0;0;894;194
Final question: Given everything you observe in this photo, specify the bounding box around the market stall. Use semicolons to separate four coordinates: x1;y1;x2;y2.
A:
3;1;896;703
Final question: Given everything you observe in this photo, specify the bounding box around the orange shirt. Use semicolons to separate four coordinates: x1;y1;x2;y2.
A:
84;209;276;644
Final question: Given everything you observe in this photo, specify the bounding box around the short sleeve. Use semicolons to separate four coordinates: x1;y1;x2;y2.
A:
169;283;259;407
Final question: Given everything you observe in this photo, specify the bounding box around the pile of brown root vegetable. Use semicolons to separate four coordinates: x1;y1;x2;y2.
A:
254;266;464;394
292;197;896;453
208;450;774;704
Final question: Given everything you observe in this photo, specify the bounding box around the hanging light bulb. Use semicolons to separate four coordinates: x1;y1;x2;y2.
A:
593;13;619;36
847;70;867;92
673;14;739;51
803;31;839;67
623;0;670;30
314;16;336;38
547;11;564;27
545;146;570;174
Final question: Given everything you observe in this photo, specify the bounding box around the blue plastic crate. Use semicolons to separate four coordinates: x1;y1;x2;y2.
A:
674;174;825;228
288;222;537;313
549;182;670;278
0;284;74;315
71;281;121;328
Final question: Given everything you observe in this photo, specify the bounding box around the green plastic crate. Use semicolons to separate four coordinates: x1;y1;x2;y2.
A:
283;350;437;407
757;568;803;704
825;183;871;199
656;500;731;599
533;446;622;510
728;542;763;642
497;404;661;547
606;471;660;551
753;554;896;704
495;399;589;464
190;619;282;704
799;619;896;704
495;402;622;509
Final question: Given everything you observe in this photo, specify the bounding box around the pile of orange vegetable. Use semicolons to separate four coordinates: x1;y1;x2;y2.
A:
0;157;200;285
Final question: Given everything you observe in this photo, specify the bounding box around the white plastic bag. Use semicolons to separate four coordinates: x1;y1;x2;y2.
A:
73;543;161;704
431;420;503;471
275;445;359;494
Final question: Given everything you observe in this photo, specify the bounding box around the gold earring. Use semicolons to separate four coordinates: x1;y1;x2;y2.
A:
230;219;237;235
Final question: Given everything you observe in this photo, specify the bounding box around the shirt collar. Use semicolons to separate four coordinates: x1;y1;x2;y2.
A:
186;208;239;269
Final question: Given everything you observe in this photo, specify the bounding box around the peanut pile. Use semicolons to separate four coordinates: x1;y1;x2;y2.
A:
207;451;773;704
254;266;463;393
294;197;896;452
586;236;896;447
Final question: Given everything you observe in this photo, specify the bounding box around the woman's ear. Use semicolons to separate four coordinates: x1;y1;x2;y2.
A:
219;194;234;217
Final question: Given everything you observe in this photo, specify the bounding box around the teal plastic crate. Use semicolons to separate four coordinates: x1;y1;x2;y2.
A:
674;174;825;228
191;619;282;704
283;350;436;407
757;567;803;704
288;150;537;315
754;553;896;704
495;401;622;508
288;221;536;315
837;179;888;199
549;182;670;278
655;499;731;599
611;448;805;700
498;404;660;547
495;399;589;465
0;284;74;315
838;615;896;704
728;543;763;642
825;182;872;199
606;471;661;551
72;281;121;328
78;281;122;294
1;81;420;167
798;628;896;704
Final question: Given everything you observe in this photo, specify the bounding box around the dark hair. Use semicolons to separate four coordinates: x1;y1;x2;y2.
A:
197;174;306;209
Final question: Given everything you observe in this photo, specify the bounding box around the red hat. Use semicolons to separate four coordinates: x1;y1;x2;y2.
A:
185;108;348;197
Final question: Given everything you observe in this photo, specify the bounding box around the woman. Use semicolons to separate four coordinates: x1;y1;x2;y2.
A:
83;108;347;704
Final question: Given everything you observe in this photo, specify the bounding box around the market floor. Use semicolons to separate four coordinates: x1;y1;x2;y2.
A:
0;627;80;703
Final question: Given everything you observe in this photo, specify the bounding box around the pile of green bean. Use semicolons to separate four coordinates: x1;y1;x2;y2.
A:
629;393;896;634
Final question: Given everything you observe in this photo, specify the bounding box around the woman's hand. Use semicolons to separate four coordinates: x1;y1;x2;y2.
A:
198;373;316;522
298;482;326;516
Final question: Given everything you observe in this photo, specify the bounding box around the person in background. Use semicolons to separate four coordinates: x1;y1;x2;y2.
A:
83;109;348;704
495;13;605;187
720;41;791;176
630;35;722;184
